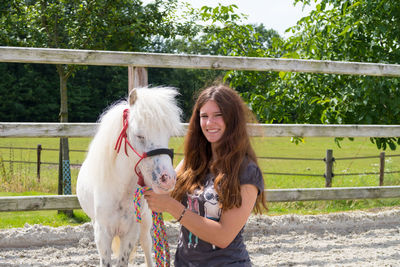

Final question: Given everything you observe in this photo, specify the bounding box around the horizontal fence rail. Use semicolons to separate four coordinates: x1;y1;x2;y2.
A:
1;186;400;212
1;123;400;138
0;146;86;152
1;47;400;77
0;195;80;212
267;186;400;202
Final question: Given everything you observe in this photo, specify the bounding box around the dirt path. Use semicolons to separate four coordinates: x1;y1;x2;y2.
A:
1;208;400;266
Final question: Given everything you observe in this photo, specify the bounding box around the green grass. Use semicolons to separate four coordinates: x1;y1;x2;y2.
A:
252;137;400;189
0;137;399;228
0;209;90;229
0;191;91;229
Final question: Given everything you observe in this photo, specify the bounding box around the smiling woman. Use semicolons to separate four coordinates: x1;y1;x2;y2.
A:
144;84;267;266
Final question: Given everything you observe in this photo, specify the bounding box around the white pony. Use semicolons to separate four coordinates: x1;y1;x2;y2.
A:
77;87;182;267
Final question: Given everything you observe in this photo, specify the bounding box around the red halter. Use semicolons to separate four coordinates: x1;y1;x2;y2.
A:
114;109;174;186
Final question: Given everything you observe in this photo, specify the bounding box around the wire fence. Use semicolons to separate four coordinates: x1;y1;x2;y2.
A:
1;145;400;187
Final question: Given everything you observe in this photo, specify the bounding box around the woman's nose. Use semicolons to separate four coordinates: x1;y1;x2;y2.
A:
206;116;214;124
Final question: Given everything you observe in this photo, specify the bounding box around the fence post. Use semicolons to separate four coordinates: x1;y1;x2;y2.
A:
58;139;63;196
58;138;73;216
128;66;148;92
36;144;42;182
379;152;385;186
324;149;334;187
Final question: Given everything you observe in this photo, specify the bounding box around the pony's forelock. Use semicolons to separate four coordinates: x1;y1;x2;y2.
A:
129;87;183;138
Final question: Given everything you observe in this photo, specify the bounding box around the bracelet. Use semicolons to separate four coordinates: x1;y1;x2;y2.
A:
173;207;187;223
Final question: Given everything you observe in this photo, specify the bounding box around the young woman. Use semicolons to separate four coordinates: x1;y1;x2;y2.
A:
144;84;267;266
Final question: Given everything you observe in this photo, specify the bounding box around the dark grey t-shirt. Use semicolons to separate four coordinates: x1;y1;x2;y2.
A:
174;160;264;267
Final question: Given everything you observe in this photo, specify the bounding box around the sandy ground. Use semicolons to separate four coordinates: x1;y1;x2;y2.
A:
1;208;400;266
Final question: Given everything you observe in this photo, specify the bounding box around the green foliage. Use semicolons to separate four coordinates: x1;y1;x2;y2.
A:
0;0;194;122
285;0;400;149
197;4;280;57
0;63;59;122
0;1;238;122
2;1;399;152
0;0;183;50
68;66;128;122
224;0;400;150
145;3;281;120
0;63;130;122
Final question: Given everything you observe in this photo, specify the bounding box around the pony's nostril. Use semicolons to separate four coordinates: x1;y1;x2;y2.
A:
161;174;167;183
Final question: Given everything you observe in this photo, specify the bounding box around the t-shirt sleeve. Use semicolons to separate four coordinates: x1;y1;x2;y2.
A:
239;161;264;195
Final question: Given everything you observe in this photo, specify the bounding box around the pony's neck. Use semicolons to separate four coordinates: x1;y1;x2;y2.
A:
111;152;140;189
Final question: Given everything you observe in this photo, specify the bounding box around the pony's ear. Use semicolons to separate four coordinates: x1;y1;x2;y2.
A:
129;89;137;105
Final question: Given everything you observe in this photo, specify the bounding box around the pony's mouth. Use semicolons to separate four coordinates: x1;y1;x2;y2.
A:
152;182;175;194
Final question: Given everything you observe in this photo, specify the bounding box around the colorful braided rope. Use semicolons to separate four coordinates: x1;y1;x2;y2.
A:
134;186;171;267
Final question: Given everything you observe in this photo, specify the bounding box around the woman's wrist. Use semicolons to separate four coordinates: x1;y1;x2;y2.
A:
172;206;187;223
167;199;186;222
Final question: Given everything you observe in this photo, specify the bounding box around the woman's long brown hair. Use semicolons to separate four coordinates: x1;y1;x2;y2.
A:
171;84;267;214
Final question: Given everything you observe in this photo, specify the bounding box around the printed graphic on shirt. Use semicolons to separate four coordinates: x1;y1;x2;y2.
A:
185;176;222;250
203;178;221;221
186;190;201;248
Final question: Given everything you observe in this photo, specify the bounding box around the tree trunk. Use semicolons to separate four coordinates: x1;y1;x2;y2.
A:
57;65;73;216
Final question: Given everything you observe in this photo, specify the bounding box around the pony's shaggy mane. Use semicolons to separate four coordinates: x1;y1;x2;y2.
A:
84;87;182;180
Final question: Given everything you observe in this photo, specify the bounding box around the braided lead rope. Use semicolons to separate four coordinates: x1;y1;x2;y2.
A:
133;187;171;267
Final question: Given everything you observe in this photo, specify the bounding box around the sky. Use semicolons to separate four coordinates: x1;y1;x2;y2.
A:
175;0;317;38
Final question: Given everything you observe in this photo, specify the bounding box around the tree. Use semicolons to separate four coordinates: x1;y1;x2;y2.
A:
0;63;59;122
0;0;191;200
1;0;184;122
154;4;281;120
227;0;400;150
146;4;274;121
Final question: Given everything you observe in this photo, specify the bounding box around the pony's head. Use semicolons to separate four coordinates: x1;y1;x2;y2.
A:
123;87;183;194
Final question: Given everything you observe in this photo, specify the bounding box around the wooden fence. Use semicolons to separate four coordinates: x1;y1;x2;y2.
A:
1;46;400;212
1;145;399;186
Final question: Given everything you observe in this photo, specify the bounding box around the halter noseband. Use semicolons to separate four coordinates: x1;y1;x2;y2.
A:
114;108;174;186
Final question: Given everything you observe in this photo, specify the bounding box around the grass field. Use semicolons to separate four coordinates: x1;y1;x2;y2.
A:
1;136;399;228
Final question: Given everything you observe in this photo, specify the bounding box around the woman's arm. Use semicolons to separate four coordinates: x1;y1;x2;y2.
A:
144;183;258;249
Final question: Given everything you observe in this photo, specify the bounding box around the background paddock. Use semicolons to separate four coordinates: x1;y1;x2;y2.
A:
0;46;400;211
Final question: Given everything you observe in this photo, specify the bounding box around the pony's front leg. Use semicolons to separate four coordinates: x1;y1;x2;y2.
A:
116;222;140;267
140;209;154;267
94;222;113;267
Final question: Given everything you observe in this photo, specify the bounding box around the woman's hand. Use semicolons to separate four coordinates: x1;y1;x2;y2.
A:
143;190;174;213
144;190;187;222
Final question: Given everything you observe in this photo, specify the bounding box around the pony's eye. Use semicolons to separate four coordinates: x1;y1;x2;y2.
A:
136;135;145;141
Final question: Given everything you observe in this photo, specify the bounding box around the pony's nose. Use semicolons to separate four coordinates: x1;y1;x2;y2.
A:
159;173;176;187
160;173;168;183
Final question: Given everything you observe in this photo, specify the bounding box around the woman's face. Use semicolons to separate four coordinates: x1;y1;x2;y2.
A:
199;100;226;144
